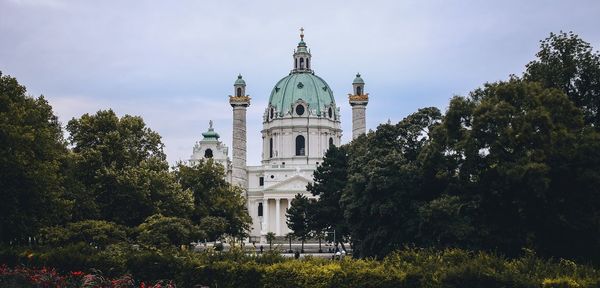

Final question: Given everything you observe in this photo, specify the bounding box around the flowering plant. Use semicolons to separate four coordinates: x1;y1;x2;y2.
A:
0;265;175;288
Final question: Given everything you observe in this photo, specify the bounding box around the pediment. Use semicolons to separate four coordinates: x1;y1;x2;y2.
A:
265;175;312;191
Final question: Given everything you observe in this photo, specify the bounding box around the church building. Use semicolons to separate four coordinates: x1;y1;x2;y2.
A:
190;29;369;239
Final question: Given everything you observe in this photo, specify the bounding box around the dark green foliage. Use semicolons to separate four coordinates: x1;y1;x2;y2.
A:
286;193;312;251
341;107;443;258
174;160;251;239
137;214;204;248
40;220;128;248
307;145;350;245
66;110;193;226
198;216;229;241
313;77;600;261
0;71;71;243
1;247;600;288
525;31;600;127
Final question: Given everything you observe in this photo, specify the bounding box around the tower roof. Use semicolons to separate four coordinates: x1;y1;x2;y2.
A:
201;120;220;141
353;73;365;84
234;74;246;86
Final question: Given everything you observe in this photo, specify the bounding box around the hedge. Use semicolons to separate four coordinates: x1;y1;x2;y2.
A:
1;246;599;288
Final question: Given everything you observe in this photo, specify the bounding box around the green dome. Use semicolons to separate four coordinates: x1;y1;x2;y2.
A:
269;73;335;116
353;73;364;84
234;74;246;86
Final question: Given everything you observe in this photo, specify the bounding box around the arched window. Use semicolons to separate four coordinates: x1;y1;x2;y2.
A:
356;86;362;95
295;58;298;69
299;58;304;69
270;108;274;119
236;87;242;97
269;138;273;158
204;148;213;158
328;107;333;118
295;135;305;156
329;137;334;147
307;58;310;69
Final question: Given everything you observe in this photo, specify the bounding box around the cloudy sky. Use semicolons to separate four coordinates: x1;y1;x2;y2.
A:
1;0;599;165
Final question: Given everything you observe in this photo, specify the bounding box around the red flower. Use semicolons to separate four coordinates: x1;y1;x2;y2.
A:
71;271;84;277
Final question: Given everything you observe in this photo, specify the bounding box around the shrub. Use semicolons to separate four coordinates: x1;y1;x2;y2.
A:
137;214;204;249
542;278;582;288
40;220;129;248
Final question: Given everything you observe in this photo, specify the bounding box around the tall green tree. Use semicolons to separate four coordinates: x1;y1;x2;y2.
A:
0;71;71;243
341;108;442;258
66;110;193;227
307;144;350;247
286;193;311;252
173;160;251;240
524;31;600;127
460;79;600;259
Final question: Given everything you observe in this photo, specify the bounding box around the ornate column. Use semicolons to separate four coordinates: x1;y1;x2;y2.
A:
349;73;369;139
229;75;251;189
263;199;269;234
275;198;281;236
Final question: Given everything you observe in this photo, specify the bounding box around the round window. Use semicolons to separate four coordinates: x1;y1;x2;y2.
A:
328;107;333;118
296;105;305;116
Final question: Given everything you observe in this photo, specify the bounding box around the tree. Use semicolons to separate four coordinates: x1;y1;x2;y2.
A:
307;144;350;248
265;232;276;250
286;193;312;252
137;214;203;248
525;31;600;127
340;108;443;258
425;78;600;260
173;160;251;240
198;216;228;242
284;232;294;253
66;110;193;227
0;71;71;243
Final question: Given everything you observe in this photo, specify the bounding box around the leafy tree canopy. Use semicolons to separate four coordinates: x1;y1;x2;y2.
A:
0;71;71;243
66;110;193;226
525;31;600;127
173;160;251;239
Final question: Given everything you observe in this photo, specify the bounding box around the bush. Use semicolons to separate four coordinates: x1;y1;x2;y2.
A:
137;214;203;249
542;278;582;288
40;220;129;248
1;247;600;287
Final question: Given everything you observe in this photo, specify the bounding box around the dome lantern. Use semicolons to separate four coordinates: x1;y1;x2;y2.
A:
292;27;312;73
233;74;246;97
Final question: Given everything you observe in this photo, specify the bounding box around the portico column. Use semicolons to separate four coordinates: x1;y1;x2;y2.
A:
263;199;269;234
288;199;292;210
275;198;281;236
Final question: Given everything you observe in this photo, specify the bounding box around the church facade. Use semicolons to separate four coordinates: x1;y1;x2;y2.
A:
190;30;369;239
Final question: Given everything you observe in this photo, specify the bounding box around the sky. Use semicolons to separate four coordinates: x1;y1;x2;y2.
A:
1;0;599;165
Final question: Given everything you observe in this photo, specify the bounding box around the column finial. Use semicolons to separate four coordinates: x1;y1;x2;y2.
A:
300;27;304;41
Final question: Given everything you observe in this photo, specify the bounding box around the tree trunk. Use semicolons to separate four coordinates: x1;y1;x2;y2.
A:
318;238;322;253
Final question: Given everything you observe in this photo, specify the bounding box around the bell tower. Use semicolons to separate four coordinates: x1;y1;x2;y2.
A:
229;74;250;189
349;73;369;139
